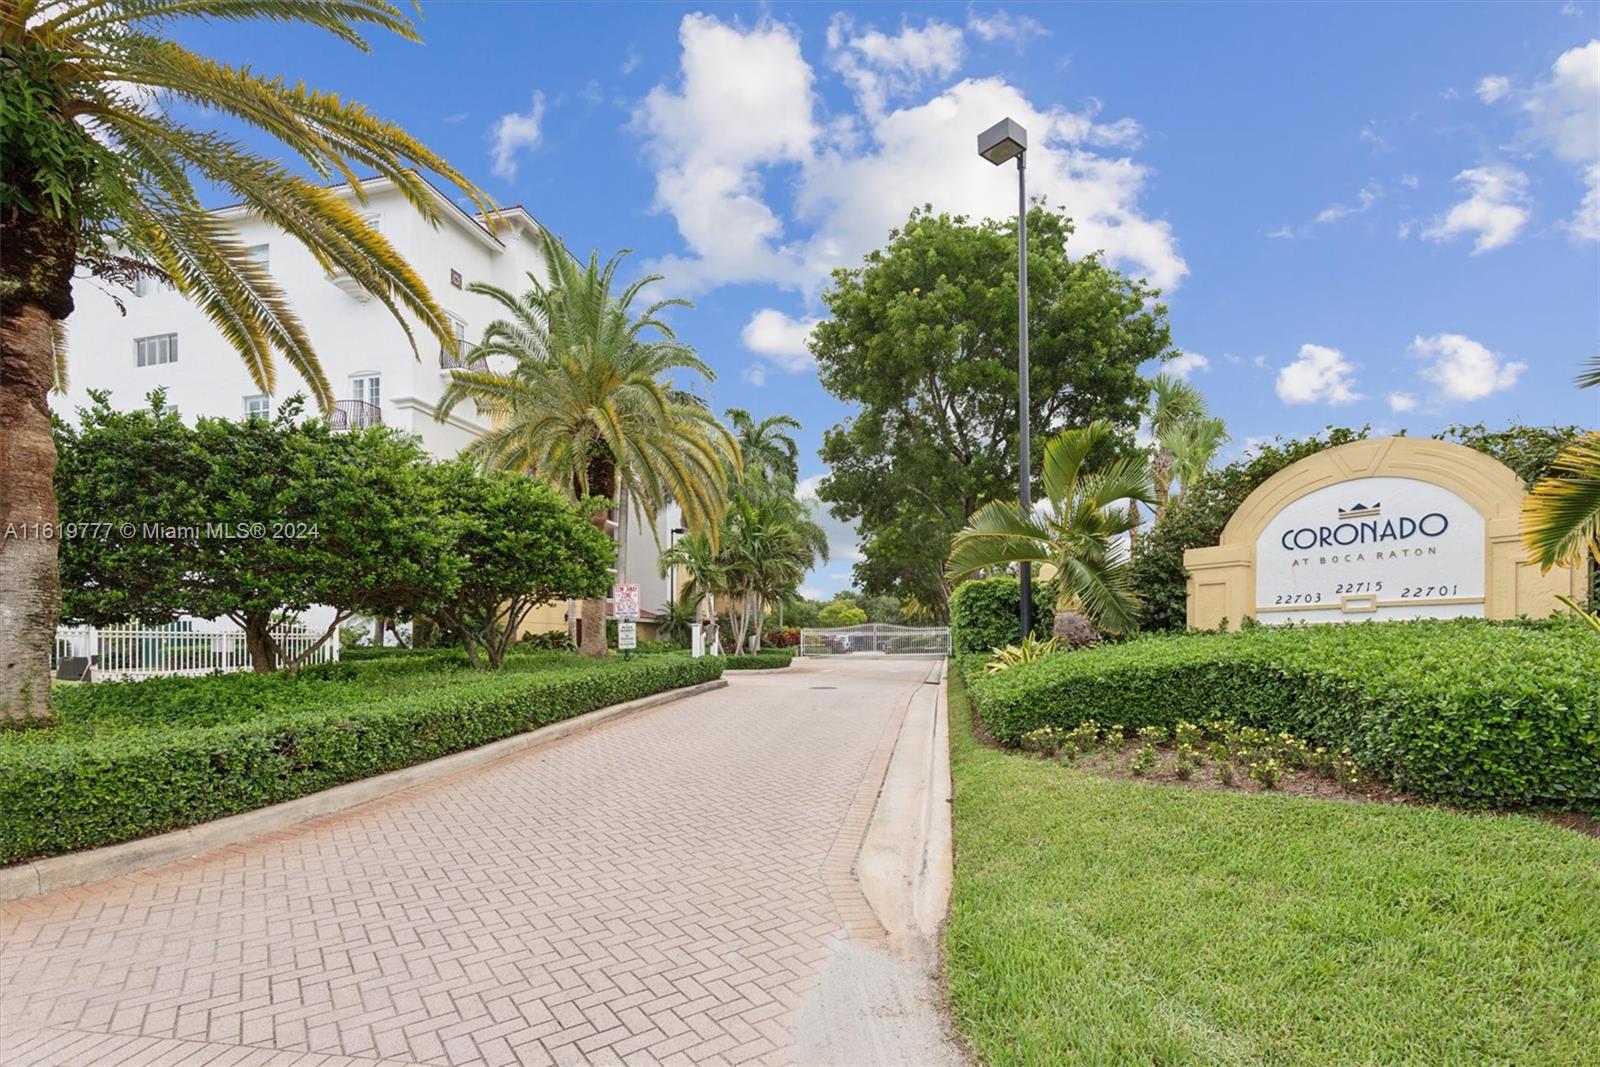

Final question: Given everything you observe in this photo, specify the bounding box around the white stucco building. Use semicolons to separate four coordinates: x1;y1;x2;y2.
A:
54;175;678;641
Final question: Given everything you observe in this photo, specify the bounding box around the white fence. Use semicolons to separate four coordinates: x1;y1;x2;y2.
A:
52;623;339;681
799;623;951;657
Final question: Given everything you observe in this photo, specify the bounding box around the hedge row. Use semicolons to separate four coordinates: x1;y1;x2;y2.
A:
1;655;723;863
720;650;794;670
964;620;1600;811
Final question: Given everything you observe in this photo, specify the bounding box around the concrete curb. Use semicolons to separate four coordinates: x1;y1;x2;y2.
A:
0;678;728;903
855;659;954;962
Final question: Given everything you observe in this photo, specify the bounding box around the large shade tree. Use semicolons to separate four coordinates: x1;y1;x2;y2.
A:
437;229;738;656
815;204;1174;617
1;0;487;717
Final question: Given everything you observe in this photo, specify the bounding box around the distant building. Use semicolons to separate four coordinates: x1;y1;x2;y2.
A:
55;175;677;643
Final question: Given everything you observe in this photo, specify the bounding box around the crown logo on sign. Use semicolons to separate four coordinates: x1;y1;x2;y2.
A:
1338;502;1381;519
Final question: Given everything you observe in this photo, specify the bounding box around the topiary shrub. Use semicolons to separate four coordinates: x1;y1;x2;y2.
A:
949;575;1057;655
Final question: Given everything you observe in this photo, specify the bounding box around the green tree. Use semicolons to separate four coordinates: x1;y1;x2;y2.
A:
818;599;868;627
726;408;802;485
814;204;1174;615
55;395;454;671
1;0;487;718
1146;373;1206;518
947;420;1154;642
437;229;738;656
422;462;613;669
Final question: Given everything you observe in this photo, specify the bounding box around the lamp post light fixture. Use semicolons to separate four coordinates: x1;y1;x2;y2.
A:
977;116;1034;642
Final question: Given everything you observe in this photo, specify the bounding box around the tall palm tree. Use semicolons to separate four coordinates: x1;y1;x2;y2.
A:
1161;414;1229;510
659;529;727;648
726;408;801;485
1147;372;1208;518
947;420;1155;644
437;229;739;656
1;0;487;719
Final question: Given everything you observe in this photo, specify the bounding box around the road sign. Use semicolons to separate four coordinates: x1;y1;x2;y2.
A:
612;583;640;620
617;619;637;651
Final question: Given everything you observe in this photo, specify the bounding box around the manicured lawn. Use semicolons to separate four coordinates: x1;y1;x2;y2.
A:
944;666;1600;1066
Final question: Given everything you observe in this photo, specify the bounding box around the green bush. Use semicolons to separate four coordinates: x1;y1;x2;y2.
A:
963;619;1600;810
949;576;1052;655
720;651;794;670
2;655;723;863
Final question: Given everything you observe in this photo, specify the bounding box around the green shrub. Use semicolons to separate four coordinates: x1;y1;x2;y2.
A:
949;576;1052;655
720;650;794;670
1;655;723;863
964;619;1600;810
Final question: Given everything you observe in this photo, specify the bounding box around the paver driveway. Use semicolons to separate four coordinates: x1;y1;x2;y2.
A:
1;657;943;1067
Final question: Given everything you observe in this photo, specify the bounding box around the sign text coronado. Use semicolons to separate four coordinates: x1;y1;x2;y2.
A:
1279;510;1450;551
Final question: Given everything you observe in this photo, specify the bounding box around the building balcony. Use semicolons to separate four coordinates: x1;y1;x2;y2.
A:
439;342;488;373
328;399;382;430
325;268;372;303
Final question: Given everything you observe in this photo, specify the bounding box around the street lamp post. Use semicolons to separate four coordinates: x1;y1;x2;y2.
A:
978;117;1033;642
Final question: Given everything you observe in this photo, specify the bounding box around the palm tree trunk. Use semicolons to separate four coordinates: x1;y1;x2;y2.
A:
579;596;606;657
0;302;64;719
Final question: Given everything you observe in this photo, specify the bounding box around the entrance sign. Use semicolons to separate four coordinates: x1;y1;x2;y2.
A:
617;619;637;651
612;583;640;620
1256;477;1484;623
1184;437;1588;629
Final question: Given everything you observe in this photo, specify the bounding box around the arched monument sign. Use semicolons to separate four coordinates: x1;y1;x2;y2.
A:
1184;437;1589;630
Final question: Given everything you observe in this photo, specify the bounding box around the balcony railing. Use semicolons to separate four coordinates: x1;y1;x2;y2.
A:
328;399;382;430
440;342;488;372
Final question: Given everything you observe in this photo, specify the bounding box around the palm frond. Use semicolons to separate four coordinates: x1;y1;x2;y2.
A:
1521;431;1600;571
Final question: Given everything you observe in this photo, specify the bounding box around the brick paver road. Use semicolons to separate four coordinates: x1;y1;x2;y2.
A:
1;657;940;1067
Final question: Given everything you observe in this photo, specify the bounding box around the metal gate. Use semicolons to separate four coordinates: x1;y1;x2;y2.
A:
798;623;951;657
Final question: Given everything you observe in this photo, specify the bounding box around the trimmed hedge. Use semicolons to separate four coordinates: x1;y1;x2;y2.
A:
964;620;1600;810
2;655;723;863
949;576;1051;655
720;651;794;670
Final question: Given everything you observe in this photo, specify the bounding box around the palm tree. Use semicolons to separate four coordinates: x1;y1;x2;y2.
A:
1;0;487;719
726;408;801;485
1147;373;1208;518
659;530;728;649
1521;358;1599;631
722;472;829;650
1161;415;1229;510
947;420;1155;644
438;230;739;656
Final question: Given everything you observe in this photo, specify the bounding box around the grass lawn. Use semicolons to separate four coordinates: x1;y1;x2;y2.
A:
943;666;1600;1066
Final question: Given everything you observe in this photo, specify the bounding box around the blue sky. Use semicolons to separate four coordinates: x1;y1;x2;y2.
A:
179;2;1600;598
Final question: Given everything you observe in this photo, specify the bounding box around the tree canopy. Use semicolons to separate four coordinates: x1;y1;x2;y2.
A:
813;203;1174;614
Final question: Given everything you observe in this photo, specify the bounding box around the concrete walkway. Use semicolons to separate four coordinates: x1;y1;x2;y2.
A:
0;658;965;1066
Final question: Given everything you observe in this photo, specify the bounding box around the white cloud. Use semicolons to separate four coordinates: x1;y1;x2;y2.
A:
489;92;546;179
1476;75;1511;103
1519;40;1600;164
796;474;865;578
1400;173;1420;189
1387;392;1417;412
1570;163;1600;241
621;46;642;75
1166;350;1209;379
741;308;821;371
1423;166;1530;253
633;14;1186;297
1410;333;1525;402
1275;343;1361;405
967;8;1047;48
632;14;819;291
1315;182;1382;224
827;15;964;117
741;364;768;387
